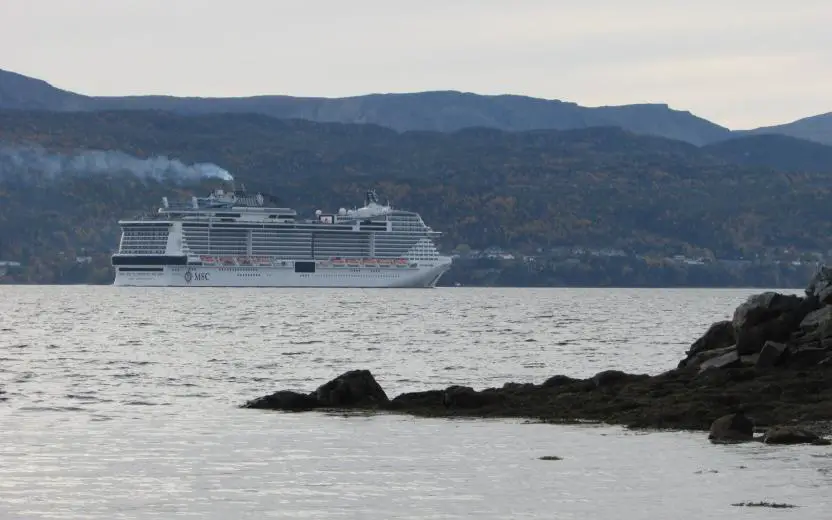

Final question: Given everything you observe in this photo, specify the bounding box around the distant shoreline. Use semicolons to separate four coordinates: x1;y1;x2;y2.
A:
0;282;809;290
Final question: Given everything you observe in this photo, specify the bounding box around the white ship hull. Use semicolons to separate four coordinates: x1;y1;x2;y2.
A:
113;187;453;288
113;259;452;288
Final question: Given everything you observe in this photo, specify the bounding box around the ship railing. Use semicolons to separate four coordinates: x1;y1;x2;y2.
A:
120;214;171;222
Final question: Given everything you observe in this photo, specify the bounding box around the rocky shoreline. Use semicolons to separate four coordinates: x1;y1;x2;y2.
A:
243;268;832;444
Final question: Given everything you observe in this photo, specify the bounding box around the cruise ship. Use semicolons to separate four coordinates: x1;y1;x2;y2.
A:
111;186;452;288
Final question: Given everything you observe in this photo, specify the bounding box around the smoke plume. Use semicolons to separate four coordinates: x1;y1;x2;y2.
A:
0;142;234;183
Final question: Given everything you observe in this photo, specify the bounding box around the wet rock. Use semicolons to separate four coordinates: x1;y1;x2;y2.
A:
786;346;830;368
241;266;832;435
503;382;537;392
698;350;741;372
390;390;445;409
738;355;759;367
736;314;794;355
733;293;816;355
242;390;319;411
763;425;830;445
443;386;500;409
591;370;646;387
756;341;788;369
789;330;823;347
243;362;832;434
732;501;798;509
681;345;736;370
733;292;801;331
708;412;754;442
820;285;832;305
806;266;832;302
799;306;832;338
542;375;579;388
684;320;735;359
314;369;389;407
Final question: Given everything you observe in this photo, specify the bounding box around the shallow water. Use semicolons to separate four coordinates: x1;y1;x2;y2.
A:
1;286;829;519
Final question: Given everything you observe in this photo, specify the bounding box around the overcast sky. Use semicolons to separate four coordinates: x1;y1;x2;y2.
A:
2;0;829;129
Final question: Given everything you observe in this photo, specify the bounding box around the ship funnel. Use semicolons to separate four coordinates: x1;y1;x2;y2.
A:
365;189;380;206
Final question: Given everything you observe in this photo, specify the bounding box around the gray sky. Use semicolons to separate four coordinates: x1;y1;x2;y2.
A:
3;0;830;129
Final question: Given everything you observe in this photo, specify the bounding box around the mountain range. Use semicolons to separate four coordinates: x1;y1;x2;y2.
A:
1;67;832;286
2;109;832;259
1;68;830;147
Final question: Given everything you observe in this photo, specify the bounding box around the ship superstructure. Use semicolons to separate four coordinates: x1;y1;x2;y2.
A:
112;186;452;287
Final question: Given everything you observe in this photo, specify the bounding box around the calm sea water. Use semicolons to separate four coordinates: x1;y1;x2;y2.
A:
1;286;830;519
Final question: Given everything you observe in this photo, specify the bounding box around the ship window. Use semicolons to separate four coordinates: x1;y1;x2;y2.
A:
112;255;187;266
294;261;316;273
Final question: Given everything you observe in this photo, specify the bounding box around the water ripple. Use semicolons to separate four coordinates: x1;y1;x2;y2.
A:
1;286;826;519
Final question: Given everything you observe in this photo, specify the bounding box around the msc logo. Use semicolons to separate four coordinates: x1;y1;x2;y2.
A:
184;270;209;283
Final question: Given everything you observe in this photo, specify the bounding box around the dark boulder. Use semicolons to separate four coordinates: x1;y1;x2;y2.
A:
756;341;788;369
785;346;831;368
763;425;830;445
542;374;580;388
733;293;818;355
314;369;390;407
806;266;832;303
239;267;832;436
736;314;794;355
442;385;501;409
242;390;319;411
390;390;445;409
591;369;648;388
503;382;537;392
733;292;801;331
708;412;754;442
685;320;735;358
698;350;741;372
798;305;832;339
820;286;832;305
680;345;736;370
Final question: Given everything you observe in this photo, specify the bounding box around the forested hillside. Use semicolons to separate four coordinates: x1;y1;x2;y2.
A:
1;110;831;286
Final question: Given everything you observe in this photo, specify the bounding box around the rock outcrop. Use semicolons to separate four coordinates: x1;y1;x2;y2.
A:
678;320;735;368
243;268;832;443
763;425;831;445
314;369;389;407
708;412;754;442
679;272;832;371
243;369;389;411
